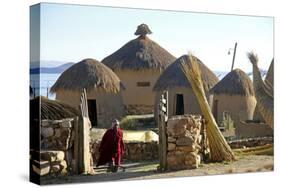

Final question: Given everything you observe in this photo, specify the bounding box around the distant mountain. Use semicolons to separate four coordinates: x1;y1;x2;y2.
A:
30;62;75;74
30;60;69;68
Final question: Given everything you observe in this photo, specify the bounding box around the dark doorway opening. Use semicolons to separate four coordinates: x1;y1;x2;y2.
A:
213;99;218;123
88;99;97;127
175;94;184;115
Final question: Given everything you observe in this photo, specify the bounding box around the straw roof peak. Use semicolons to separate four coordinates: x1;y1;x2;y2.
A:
135;23;152;36
102;25;176;71
210;68;254;96
153;55;219;92
50;58;124;94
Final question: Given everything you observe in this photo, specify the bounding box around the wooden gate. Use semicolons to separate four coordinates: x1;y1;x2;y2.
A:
158;90;168;171
73;89;93;174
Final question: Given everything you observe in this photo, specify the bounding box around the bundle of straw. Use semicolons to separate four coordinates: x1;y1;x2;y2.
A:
180;53;235;162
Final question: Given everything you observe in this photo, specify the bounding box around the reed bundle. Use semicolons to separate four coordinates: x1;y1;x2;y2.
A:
180;53;235;162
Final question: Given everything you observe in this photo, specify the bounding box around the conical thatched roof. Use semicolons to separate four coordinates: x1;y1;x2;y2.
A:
30;96;80;120
153;55;219;92
135;23;152;36
210;69;254;96
102;24;176;71
50;58;124;93
265;58;274;86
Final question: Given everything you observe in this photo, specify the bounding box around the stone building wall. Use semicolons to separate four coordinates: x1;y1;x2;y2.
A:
236;121;273;139
125;104;154;115
90;141;158;164
166;115;203;170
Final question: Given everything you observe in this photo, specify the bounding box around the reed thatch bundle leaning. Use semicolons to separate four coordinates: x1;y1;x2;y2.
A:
179;53;235;162
247;52;274;129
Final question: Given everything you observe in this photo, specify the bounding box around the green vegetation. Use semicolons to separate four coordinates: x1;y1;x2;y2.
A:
119;114;155;130
120;116;138;130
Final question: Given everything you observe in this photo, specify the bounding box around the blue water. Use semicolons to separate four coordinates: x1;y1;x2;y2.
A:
30;73;61;99
29;71;266;100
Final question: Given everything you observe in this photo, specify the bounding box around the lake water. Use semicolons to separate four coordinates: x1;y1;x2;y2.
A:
30;73;61;99
30;71;264;100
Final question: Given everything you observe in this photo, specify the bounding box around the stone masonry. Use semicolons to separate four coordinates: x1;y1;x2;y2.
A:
166;115;203;170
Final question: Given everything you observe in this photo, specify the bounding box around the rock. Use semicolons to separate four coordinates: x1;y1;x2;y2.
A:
41;127;54;138
41;151;65;162
41;120;49;127
54;129;61;137
168;137;176;143
51;165;61;173
32;165;50;176
59;160;68;175
168;143;176;151
61;120;72;128
176;136;194;146
167;118;186;136
176;145;196;152
32;160;50;176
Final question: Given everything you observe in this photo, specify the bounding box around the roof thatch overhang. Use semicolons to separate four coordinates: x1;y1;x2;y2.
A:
50;58;124;94
210;68;255;96
153;55;219;92
30;96;80;120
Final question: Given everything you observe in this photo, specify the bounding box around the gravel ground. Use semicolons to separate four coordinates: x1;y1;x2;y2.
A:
40;155;273;185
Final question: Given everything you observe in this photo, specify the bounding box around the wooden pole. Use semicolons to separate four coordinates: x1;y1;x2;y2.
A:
231;42;237;71
73;116;79;175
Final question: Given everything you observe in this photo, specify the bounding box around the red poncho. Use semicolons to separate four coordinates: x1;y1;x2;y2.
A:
96;127;125;167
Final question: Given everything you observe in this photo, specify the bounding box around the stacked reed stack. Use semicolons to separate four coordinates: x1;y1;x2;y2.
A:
180;54;235;162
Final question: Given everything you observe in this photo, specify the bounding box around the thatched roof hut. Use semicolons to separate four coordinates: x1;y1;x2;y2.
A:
153;55;218;92
210;69;255;96
101;24;176;115
209;69;257;137
102;24;175;72
30;96;80;120
50;58;125;128
51;58;124;94
153;55;219;118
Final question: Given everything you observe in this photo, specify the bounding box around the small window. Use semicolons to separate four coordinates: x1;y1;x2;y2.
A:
137;82;150;87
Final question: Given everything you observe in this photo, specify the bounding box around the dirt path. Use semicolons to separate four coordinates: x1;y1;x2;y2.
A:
41;155;273;185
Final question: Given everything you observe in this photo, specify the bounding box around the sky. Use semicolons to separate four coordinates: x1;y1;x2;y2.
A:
35;3;274;72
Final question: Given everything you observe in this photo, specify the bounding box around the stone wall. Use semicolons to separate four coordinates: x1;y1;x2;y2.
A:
166;115;203;170
31;150;67;176
33;118;75;176
41;119;75;150
228;137;273;149
125;104;154;115
90;141;158;164
236;121;273;139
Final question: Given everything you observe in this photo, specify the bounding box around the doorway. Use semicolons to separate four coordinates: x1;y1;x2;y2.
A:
213;99;218;123
175;94;184;115
87;99;97;127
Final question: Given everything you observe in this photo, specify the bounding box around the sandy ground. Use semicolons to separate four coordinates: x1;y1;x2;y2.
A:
40;155;273;185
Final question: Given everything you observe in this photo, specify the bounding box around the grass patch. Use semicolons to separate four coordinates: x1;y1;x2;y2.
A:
120;116;138;130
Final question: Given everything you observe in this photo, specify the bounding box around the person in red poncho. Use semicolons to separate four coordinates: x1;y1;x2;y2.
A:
96;119;125;172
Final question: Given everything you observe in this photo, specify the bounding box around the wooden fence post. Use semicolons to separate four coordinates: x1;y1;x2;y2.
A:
158;90;168;171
